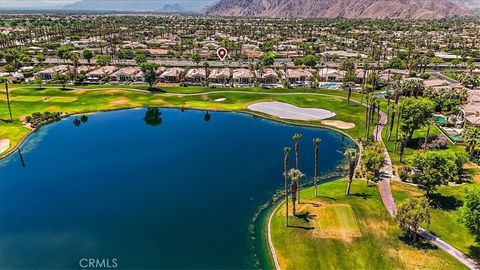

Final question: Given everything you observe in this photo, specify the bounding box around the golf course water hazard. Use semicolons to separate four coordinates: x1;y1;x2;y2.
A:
0;108;354;269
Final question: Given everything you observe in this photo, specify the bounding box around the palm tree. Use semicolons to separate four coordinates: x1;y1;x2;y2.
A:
463;127;480;160
293;133;302;202
288;168;304;217
283;147;291;227
344;148;358;195
423;119;433;151
4;80;13;123
313;138;321;197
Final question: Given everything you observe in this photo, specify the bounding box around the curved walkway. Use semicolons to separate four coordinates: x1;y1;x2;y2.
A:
374;111;480;270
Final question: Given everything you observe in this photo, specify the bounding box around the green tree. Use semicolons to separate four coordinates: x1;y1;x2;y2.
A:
410;150;468;197
462;187;480;242
36;53;46;64
463;127;480;160
344;148;358;195
83;49;94;63
262;51;276;67
96;54;111;66
361;142;385;185
54;73;69;90
56;45;73;63
34;78;43;90
399;98;435;144
191;52;201;67
140;62;157;89
302;55;318;69
395;197;430;242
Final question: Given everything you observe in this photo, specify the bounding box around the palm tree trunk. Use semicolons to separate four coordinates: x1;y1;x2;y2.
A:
284;156;289;227
314;145;318;197
295;142;300;203
424;125;430;151
5;81;13;123
291;181;297;216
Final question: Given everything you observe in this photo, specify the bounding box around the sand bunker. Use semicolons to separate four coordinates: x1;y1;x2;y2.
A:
247;102;335;121
321;120;355;129
0;139;10;154
214;98;226;102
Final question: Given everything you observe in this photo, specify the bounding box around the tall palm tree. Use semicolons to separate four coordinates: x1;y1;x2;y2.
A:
313;138;321;197
283;147;291;227
4;80;13;123
288;168;304;217
463;127;480;160
423;119;433;151
344;148;358;195
293;133;302;202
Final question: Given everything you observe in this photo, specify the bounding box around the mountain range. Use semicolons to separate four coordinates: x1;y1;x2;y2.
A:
1;0;478;19
205;0;473;19
62;0;216;12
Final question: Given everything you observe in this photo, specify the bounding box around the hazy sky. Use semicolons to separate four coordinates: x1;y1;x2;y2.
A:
1;0;215;8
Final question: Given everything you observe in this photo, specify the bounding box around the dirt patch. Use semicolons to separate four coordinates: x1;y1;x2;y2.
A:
109;97;130;105
360;219;393;237
0;139;10;154
45;106;61;111
71;89;87;94
391;182;423;197
388;248;456;269
104;90;123;94
322;120;355;130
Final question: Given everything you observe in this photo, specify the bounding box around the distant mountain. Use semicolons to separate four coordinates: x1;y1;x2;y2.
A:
205;0;472;19
63;0;215;12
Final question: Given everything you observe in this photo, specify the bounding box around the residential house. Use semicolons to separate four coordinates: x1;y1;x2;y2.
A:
185;68;207;85
36;65;71;80
159;68;184;83
284;69;313;87
209;68;231;85
256;68;280;86
233;68;254;87
318;68;344;82
109;67;140;83
86;66;118;83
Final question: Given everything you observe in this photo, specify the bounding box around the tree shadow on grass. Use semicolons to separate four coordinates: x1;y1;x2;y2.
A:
469;244;480;260
351;192;372;200
288;211;316;230
398;234;438;251
429;193;463;211
149;87;166;93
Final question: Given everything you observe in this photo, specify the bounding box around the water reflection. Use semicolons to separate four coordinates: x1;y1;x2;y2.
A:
144;108;162;126
204;111;211;122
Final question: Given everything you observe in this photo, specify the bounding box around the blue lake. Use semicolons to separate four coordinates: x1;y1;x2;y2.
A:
0;108;354;269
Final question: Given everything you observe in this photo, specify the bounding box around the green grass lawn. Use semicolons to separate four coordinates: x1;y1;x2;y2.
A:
270;179;467;269
391;173;480;262
0;85;370;157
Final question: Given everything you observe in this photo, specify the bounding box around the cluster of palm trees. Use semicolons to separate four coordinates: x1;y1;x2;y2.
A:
282;132;360;227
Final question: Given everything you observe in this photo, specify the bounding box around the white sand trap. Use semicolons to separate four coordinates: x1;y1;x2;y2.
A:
247;102;335;121
322;120;355;130
214;98;226;102
0;139;10;154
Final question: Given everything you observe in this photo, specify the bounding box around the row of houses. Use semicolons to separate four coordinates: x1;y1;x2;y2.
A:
34;64;366;87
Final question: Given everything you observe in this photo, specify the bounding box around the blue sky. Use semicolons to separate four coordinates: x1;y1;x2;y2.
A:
1;0;216;9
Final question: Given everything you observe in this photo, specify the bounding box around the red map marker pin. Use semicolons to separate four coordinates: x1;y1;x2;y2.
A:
217;48;228;61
